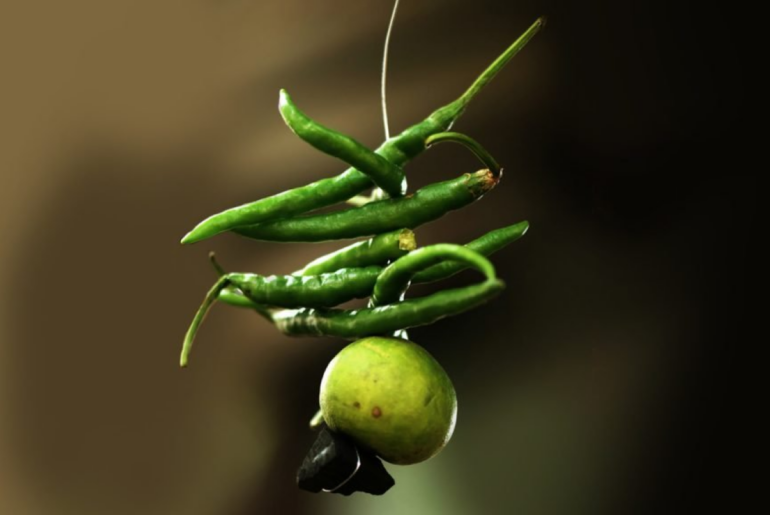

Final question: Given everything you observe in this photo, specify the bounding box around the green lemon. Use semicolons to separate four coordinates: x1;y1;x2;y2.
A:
319;337;457;465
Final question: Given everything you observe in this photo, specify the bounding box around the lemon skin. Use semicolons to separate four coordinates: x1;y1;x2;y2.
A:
319;337;457;465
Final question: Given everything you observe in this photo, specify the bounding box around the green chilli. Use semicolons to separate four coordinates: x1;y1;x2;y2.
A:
279;89;406;198
228;267;382;308
218;229;415;310
271;279;505;338
179;18;544;245
413;221;529;283
182;266;387;366
372;244;496;306
297;228;415;276
217;287;260;309
181;276;229;367
233;169;499;242
218;288;274;321
426;132;502;178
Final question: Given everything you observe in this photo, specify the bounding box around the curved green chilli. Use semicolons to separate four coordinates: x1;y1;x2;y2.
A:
180;18;544;245
297;228;415;276
182;265;386;366
279;89;406;198
182;276;229;367
426;132;502;178
413;221;529;283
233;169;498;242
371;244;496;306
270;279;505;338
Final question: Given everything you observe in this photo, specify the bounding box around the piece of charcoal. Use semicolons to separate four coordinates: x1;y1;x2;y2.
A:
297;426;395;496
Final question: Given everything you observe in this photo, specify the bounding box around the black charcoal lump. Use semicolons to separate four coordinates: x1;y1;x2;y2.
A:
297;426;394;496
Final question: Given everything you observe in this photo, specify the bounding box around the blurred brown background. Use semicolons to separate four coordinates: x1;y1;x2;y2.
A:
0;1;752;514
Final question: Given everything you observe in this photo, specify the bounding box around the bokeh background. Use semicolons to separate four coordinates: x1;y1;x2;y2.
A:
0;0;751;514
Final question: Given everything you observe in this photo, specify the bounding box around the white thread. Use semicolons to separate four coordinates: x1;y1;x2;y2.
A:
381;0;401;140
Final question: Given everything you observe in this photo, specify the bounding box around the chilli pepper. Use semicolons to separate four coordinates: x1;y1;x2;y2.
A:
269;278;505;339
232;169;498;242
425;132;503;178
297;228;415;276
226;266;384;308
279;90;407;198
413;221;529;283
371;244;496;306
180;17;544;245
183;265;383;367
216;228;415;312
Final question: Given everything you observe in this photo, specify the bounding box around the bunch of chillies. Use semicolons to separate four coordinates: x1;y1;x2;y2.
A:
180;17;544;368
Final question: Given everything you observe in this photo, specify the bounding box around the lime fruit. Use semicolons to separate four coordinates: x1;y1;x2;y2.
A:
319;337;457;465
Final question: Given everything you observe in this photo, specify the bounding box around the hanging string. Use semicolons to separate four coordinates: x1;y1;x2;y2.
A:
381;0;401;140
